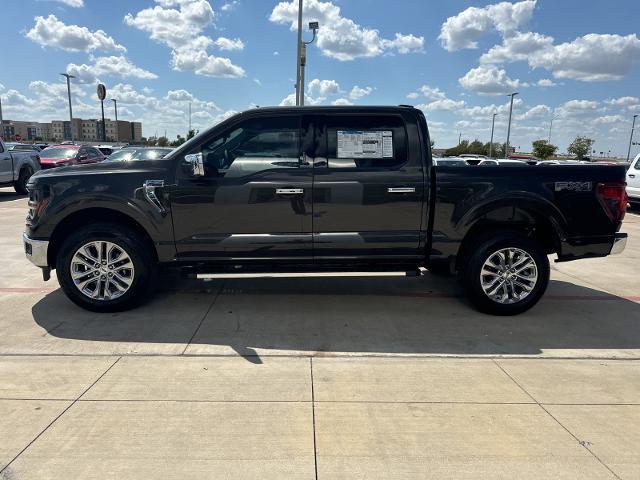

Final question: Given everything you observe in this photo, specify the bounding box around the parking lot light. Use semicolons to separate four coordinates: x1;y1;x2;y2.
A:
628;114;638;162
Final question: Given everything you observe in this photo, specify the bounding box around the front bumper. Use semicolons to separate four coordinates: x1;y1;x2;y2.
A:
610;233;627;255
23;232;49;267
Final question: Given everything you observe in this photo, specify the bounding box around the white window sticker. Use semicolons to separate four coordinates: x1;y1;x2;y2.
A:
337;130;393;159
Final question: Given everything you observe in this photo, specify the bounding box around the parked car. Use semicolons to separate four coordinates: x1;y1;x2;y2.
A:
106;147;173;162
23;106;628;315
6;143;42;152
627;153;640;205
96;145;123;156
0;139;41;194
38;145;106;169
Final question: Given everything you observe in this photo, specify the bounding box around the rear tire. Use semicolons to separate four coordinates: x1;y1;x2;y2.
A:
14;165;34;195
56;222;156;312
460;232;550;315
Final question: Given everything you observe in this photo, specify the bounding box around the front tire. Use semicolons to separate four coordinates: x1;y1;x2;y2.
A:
14;166;34;195
56;223;156;312
460;232;550;315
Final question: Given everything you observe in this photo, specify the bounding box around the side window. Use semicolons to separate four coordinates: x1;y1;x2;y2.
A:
324;115;408;169
634;157;640;171
199;116;300;178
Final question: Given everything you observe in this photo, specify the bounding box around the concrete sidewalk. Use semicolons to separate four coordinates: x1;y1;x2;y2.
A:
1;356;639;479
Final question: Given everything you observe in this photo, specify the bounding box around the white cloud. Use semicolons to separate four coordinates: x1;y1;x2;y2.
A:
308;78;340;97
332;98;353;106
54;0;84;7
124;0;245;78
418;85;447;100
406;92;419;100
480;31;553;64
214;37;245;51
269;0;423;61
220;0;239;11
418;98;466;112
439;0;537;51
593;115;625;125
279;93;297;106
459;66;526;95
606;97;640;106
518;104;551;120
66;56;158;84
26;14;125;53
537;79;557;87
349;85;373;100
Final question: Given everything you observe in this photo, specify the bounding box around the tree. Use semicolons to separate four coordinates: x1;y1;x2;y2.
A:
157;136;169;147
187;129;197;140
567;136;594;160
170;135;186;147
532;139;558;160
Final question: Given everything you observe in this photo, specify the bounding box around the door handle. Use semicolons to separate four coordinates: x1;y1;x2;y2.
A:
387;187;416;193
276;188;304;194
630;174;636;178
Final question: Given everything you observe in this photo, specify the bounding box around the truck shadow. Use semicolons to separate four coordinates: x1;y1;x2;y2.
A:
31;274;640;358
0;191;25;203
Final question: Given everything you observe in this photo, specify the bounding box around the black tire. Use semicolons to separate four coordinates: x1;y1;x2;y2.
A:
460;232;550;315
56;222;156;312
14;165;34;195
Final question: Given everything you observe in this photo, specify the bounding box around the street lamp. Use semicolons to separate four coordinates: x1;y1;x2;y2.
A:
60;73;75;142
111;99;118;143
548;111;558;144
489;113;497;158
505;92;518;158
297;21;319;106
627;114;638;162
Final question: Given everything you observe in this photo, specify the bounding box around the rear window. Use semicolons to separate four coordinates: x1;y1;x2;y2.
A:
323;115;408;169
42;148;77;159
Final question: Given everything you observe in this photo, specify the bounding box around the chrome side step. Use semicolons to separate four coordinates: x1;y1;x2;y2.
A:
194;270;422;280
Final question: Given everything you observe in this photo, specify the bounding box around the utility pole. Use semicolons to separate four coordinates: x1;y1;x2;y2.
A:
0;96;3;140
489;113;497;158
60;73;75;142
188;101;191;136
458;132;462;145
295;0;303;105
627;114;638;162
548;115;555;143
505;92;519;158
111;99;118;143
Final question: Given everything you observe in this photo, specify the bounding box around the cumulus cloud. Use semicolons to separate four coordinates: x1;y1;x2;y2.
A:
459;65;526;95
480;31;553;64
606;96;640;106
349;86;373;100
26;14;125;53
269;0;424;61
439;0;537;51
537;79;557;87
332;98;353;106
308;78;340;97
124;0;245;78
66;56;158;84
55;0;84;7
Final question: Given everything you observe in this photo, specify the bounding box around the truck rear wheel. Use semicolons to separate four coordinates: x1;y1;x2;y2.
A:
14;165;34;195
461;232;549;315
56;223;156;312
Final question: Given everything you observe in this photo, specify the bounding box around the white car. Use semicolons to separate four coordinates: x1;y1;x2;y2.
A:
627;153;640;205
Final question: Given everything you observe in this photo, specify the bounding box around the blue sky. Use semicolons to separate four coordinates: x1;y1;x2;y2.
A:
1;0;639;156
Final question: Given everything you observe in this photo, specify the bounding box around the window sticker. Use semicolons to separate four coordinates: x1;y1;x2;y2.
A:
337;130;393;158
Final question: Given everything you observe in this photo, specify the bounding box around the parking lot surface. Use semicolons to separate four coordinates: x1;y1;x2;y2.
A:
1;187;639;479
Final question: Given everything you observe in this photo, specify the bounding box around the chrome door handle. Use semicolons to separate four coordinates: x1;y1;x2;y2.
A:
630;174;636;178
276;188;304;194
387;187;415;193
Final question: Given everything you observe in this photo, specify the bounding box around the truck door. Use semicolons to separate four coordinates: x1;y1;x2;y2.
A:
171;113;313;261
628;154;640;201
0;143;13;183
311;113;425;260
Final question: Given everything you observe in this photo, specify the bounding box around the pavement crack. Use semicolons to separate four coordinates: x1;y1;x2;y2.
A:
492;359;623;480
310;357;319;480
0;356;122;475
181;281;225;356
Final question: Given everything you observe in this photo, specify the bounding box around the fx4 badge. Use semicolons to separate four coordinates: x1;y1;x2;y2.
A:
555;181;592;192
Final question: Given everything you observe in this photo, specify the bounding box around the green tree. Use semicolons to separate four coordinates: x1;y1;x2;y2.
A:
157;136;169;147
187;129;197;140
170;135;186;147
567;136;594;160
532;139;558;160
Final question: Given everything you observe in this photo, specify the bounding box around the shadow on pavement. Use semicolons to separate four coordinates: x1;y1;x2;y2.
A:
30;274;640;357
0;191;25;203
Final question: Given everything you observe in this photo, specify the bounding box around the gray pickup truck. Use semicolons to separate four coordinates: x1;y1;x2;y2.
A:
0;139;41;194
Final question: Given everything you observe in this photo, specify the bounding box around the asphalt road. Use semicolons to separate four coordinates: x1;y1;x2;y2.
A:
1;186;639;479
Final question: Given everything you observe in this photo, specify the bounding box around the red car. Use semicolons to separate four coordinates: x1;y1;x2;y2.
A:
39;145;106;169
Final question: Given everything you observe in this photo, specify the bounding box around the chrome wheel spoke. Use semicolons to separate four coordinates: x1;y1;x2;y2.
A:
71;241;135;301
480;248;538;305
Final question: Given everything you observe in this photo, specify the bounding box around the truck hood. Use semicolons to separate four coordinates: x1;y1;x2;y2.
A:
31;159;173;180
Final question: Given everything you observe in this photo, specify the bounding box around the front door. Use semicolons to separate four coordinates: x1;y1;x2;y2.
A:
171;114;313;261
310;113;425;261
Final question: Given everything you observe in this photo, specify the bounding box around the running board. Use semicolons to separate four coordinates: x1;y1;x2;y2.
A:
194;270;422;280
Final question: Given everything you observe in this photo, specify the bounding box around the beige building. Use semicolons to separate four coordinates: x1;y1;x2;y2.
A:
4;118;142;143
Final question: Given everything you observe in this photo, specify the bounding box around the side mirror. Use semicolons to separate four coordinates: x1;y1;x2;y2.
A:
185;153;205;176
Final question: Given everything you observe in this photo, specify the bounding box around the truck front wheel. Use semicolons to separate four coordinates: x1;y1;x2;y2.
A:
14;165;34;195
56;223;156;312
461;232;549;315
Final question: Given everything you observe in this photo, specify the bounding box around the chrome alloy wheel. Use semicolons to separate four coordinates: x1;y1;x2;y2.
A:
70;241;135;301
480;248;538;304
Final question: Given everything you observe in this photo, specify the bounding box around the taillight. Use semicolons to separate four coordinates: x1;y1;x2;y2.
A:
596;182;627;224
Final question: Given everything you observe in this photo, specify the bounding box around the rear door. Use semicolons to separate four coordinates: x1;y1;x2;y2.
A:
310;112;425;260
0;143;13;183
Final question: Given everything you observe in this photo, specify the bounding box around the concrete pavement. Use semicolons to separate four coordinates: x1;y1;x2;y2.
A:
1;187;640;478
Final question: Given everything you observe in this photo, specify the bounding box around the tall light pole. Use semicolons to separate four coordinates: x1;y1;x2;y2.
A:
60;73;75;142
188;101;191;136
505;92;518;158
489;113;497;158
111;98;118;143
0;96;4;140
627;114;638;162
548;112;558;144
295;0;303;106
298;21;318;106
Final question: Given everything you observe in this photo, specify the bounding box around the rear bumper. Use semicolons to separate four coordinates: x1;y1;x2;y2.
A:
23;232;49;267
557;233;626;261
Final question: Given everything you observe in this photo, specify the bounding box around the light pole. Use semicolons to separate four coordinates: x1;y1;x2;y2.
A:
627;114;638;162
188;101;191;137
548;112;558;144
111;99;118;143
489;113;497;158
297;21;318;106
505;92;518;158
0;96;3;141
295;0;303;106
60;73;75;142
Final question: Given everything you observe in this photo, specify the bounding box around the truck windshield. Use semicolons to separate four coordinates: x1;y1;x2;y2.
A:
41;148;77;159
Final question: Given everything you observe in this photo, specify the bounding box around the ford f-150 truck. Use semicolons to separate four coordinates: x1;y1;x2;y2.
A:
0;139;41;194
23;106;628;315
